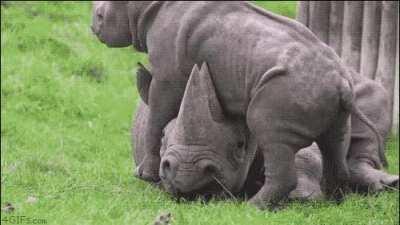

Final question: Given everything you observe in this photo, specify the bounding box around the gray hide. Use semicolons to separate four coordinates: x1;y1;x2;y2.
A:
94;1;385;208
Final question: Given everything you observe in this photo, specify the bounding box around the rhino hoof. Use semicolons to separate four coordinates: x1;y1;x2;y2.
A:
289;189;323;201
135;164;160;183
248;198;279;211
349;161;399;193
380;174;399;191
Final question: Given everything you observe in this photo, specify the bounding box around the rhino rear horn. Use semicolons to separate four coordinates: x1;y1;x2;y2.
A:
136;62;152;105
199;62;225;123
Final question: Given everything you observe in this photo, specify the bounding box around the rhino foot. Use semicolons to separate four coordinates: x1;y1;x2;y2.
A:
349;161;399;193
289;177;323;201
135;156;161;183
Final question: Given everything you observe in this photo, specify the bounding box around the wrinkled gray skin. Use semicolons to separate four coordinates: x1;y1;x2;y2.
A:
132;64;398;201
93;1;387;208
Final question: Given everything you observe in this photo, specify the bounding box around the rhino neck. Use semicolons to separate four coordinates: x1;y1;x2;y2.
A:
128;1;164;52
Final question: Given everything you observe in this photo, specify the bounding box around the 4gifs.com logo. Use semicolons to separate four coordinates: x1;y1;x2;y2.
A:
1;215;47;224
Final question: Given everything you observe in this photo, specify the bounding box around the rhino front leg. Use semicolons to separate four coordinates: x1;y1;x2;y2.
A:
136;78;186;182
347;123;399;192
289;143;323;201
348;158;399;192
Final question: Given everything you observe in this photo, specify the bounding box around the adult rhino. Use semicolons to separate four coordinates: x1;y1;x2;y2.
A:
93;1;383;208
132;63;398;201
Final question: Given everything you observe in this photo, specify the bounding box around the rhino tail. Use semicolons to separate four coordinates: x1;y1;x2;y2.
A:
340;78;387;168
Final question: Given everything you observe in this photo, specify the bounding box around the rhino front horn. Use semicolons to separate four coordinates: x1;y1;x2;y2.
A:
174;63;226;144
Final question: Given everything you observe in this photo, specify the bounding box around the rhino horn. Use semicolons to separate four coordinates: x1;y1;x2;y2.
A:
175;63;225;144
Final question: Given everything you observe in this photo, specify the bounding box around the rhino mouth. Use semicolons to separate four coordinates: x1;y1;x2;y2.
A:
168;179;224;201
162;173;236;201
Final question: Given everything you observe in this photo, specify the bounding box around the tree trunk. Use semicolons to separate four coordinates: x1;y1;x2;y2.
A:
329;1;344;56
375;1;398;127
296;1;309;27
360;2;381;79
309;2;330;44
296;1;399;132
341;1;364;72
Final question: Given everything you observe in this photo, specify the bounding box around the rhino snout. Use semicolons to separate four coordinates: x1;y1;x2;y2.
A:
160;155;220;194
160;156;219;180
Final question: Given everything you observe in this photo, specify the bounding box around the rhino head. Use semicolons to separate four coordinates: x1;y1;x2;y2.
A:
91;1;132;47
157;63;258;198
91;1;157;51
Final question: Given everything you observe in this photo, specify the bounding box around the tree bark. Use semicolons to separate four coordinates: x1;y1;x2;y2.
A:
296;1;309;27
341;1;364;72
309;2;330;44
375;1;398;129
360;2;381;79
329;1;344;56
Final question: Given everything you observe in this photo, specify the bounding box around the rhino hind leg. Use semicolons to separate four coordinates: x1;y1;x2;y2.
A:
348;159;399;193
316;112;351;201
246;80;314;208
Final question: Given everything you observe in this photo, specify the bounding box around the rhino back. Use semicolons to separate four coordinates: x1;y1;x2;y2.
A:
147;2;325;117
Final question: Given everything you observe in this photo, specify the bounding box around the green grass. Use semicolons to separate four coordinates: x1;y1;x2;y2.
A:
1;1;398;225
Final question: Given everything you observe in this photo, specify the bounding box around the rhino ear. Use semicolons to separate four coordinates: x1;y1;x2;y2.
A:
199;62;225;122
136;62;152;105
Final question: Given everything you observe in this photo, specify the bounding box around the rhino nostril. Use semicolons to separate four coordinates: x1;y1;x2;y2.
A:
162;160;170;171
202;163;218;176
161;158;177;180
